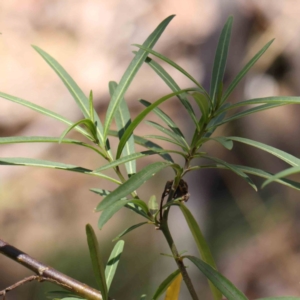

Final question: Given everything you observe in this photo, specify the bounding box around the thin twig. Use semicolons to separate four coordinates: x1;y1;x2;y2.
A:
0;238;105;300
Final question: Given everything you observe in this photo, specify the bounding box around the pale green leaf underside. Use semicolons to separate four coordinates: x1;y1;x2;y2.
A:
105;240;125;291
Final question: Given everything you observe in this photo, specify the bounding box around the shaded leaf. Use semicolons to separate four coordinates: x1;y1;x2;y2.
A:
103;15;175;140
112;222;148;242
199;136;233;150
96;162;173;211
85;224;108;300
152;269;181;300
105;240;125;291
185;255;248;300
210;16;233;105
179;203;221;300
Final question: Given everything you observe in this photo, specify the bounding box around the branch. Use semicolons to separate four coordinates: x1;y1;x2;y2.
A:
0;238;104;300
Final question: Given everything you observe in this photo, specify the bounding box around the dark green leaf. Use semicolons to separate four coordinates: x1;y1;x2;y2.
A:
33;46;104;144
201;137;233;150
144;134;190;149
185;255;248;300
103;15;175;141
191;92;210;123
210;16;233;105
96;162;173;211
151;269;181;300
105;240;125;291
85;224;108;300
179;203;221;300
109;81;136;176
222;39;274;103
112;222;148;242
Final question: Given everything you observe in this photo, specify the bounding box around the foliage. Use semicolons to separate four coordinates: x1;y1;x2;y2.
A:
1;15;300;300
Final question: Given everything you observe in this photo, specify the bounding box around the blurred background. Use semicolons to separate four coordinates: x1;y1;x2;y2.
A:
1;0;300;299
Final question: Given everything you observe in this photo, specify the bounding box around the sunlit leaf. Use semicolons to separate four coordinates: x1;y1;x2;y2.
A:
105;240;125;291
96;162;173;211
152;269;181;300
210;16;233;106
109;81;136;176
185;255;248;300
222;39;274;103
103;15;175;141
85;224;108;300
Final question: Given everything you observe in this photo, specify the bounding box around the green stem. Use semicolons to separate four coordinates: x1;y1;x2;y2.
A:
160;221;199;300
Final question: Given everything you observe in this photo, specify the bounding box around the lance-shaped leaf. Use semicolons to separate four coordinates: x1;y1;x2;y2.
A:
228;137;300;167
152;269;181;300
103;15;175;140
109;81;136;176
98;199;148;229
191;92;210;123
210;103;286;128
185;255;248;300
199;136;233;150
33;46;104;144
0;157;121;184
0;92;90;137
222;39;274;103
145;121;189;151
179;203;222;300
0;136;106;158
96;161;173;211
105;240;125;291
133;44;206;93
144;134;190;150
164;273;182;300
108;129;174;162
112;222;148;241
204;155;257;191
142;55;198;128
85;224;108;300
210;16;233;105
262;166;300;188
139;99;185;138
216;97;300;115
116;88;199;159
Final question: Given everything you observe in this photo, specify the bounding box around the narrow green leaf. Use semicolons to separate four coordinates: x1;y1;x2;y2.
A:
210;103;285;128
89;90;95;123
185;255;248;300
103;15;175;141
179;204;222;300
0;92;90;137
228;137;300;167
141;55;199;128
109;81;136;176
204;155;257;191
98;199;146;229
96;162;173;211
200;164;300;191
152;269;181;300
133;44;206;93
105;240;125;291
210;16;233;105
125;202;151;220
32;46;104;144
116;88;199;159
145;121;189;151
148;195;159;216
191;92;210;122
59;118;97;144
222;39;274;103
200;137;233;150
262;166;300;188
144;134;190;149
0;157;121;184
217;97;300;115
85;224;108;300
108;129;174;162
112;222;148;242
139;99;185;138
